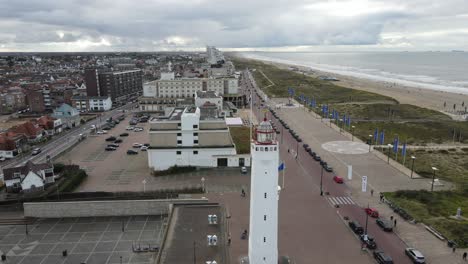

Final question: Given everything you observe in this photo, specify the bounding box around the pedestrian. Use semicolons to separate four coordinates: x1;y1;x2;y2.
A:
287;148;290;153
394;219;397;227
379;193;383;202
370;189;374;196
463;252;467;260
241;189;245;197
228;236;231;245
453;247;456;253
390;215;393;221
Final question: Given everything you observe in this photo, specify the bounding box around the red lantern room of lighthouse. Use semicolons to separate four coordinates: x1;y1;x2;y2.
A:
253;117;276;144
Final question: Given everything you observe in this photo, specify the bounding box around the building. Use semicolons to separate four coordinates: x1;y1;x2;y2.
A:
195;91;223;111
85;68;143;103
249;119;279;263
52;103;80;128
0;132;26;159
138;97;193;114
2;161;55;193
206;46;225;65
36;116;62;136
147;106;249;171
72;96;112;112
0;89;26;113
10;121;45;143
26;89;45;113
142;76;238;99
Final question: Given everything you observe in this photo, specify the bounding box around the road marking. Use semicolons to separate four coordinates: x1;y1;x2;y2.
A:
327;196;355;205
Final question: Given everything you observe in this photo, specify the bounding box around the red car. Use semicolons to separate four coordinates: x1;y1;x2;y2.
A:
365;208;379;218
333;176;344;184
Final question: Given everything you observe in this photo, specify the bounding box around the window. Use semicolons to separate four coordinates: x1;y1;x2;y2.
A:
193;124;198;129
264;193;267;198
264;215;267;221
176;151;181;155
263;237;266;243
177;123;181;127
194;140;199;144
193;151;198;155
177;140;182;144
194;132;198;136
177;133;182;136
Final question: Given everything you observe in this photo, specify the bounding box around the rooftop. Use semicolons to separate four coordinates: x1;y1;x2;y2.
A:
196;90;221;99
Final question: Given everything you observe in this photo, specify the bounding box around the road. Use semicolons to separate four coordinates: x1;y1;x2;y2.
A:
244;69;413;263
2;102;137;169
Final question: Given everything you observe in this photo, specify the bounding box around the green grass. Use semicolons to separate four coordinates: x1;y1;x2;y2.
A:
230;126;251;154
331;103;451;121
385;190;468;247
231;57;396;104
352;120;468;145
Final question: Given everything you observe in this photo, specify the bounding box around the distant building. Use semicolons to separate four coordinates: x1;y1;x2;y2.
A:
0;89;26;113
26;90;45;113
2;161;55;193
52;103;80;128
72;96;112;112
84;68;143;104
0;132;26;159
147;106;249;171
195;91;223;112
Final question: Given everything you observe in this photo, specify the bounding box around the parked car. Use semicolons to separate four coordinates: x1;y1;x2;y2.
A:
373;250;393;264
360;234;377;250
133;143;142;148
126;126;134;130
320;160;326;166
127;149;138;155
119;133;129;137
105;146;117;151
309;151;316;157
96;130;107;134
348;220;364;235
140;146;148;151
143;143;150;147
284;124;289;129
239;166;248;174
108;143;119;148
31;148;42;155
365;207;379;218
313;155;321;161
295;137;302;142
114;139;123;143
324;164;333;172
303;144;309;149
134;127;144;132
333;176;344;184
405;248;425;264
105;136;116;142
376;218;393;232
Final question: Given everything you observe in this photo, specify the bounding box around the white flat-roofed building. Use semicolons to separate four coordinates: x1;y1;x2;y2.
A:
147;106;250;171
71;96;112;112
195;91;222;111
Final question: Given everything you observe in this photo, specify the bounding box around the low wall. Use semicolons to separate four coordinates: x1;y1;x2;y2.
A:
24;198;208;218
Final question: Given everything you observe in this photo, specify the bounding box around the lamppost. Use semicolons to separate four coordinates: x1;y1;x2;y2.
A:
296;141;299;159
368;135;373;152
320;166;324;196
410;156;416;179
387;144;392;163
201;177;206;193
431;167;438;192
351;126;355;141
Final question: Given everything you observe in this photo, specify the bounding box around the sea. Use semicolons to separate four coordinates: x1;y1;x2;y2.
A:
240;51;468;95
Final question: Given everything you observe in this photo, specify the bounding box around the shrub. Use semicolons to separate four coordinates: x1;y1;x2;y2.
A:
58;169;88;192
153;166;196;176
438;149;449;154
53;163;66;174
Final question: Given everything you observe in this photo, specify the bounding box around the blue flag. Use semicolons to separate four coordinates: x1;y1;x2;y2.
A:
347;116;351;126
379;131;385;144
374;128;378;142
401;142;407;157
393;137;399;153
278;163;285;171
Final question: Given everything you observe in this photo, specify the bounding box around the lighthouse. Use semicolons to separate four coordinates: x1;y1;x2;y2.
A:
248;118;279;263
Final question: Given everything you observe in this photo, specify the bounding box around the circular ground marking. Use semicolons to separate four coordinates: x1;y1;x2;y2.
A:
321;141;369;155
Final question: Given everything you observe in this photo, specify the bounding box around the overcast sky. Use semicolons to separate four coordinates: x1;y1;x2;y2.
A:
1;0;467;52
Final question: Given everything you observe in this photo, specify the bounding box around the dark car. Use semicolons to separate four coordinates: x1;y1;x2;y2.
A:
295;137;302;142
127;150;138;155
314;155;321;161
373;250;393;264
275;130;280;134
360;234;377;250
143;143;150;147
348;220;364;235
105;146;116;151
376;219;393;232
114;139;123;143
309;151;316;157
320;160;326;166
284;124;289;129
304;146;311;152
105;136;116;142
119;133;129;137
324;164;333;172
303;143;309;148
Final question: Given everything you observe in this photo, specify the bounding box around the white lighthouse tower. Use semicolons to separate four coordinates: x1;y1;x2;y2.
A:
248;118;279;263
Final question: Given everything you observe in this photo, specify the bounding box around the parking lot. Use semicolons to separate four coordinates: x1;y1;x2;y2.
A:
0;216;163;264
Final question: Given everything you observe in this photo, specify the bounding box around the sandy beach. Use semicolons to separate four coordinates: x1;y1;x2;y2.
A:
248;59;468;120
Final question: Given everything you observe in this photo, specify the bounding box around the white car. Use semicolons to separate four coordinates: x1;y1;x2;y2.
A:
0;157;6;162
134;128;144;132
96;130;107;134
126;126;134;131
31;148;42;155
140;145;148;151
133;143;142;148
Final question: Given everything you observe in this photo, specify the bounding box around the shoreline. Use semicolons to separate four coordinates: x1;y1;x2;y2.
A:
237;55;468;120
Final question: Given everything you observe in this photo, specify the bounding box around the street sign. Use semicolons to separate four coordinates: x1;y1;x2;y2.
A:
347;165;352;180
361;176;367;192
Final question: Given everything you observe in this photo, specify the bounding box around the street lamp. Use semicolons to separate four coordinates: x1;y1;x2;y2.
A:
351;126;355;141
368;135;373;152
296;141;299;159
387;144;392;163
320;166;324;196
431;167;438;192
410;156;416;179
